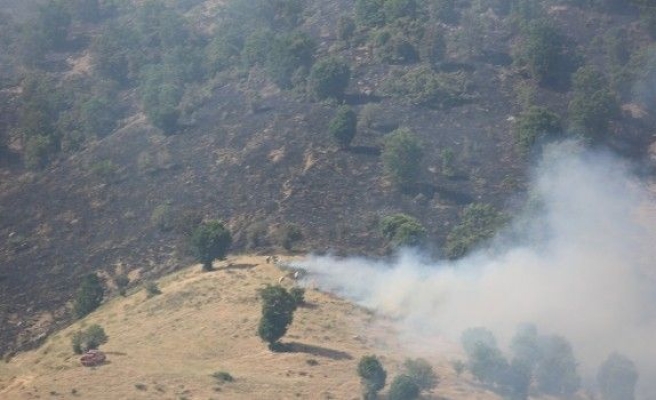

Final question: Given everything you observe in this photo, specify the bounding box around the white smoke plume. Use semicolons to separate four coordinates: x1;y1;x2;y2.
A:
302;141;656;398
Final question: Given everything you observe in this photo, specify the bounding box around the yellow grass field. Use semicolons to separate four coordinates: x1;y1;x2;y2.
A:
0;255;500;400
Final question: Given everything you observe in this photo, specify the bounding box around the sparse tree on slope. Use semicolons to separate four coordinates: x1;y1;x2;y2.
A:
257;285;298;350
358;355;387;399
190;220;232;271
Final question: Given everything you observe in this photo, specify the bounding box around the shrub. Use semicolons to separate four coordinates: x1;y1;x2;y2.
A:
568;66;619;140
71;324;108;354
150;204;175;232
275;223;302;251
289;287;305;306
597;353;638;400
382;128;423;188
266;31;316;89
515;19;581;87
257;285;298;350
145;282;162;298
382;66;472;108
355;0;385;27
337;16;356;42
190;220;232;271
402;358;438;392
328;105;357;149
114;274;129;296
388;375;420;400
445;203;505;259
211;371;235;383
74;274;104;318
514;106;561;152
308;57;351;101
357;355;387;399
379;213;426;247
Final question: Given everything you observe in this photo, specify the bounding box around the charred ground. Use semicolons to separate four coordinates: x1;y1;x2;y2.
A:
1;0;656;357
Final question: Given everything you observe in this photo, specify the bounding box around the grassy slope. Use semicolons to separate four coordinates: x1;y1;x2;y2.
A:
0;255;500;400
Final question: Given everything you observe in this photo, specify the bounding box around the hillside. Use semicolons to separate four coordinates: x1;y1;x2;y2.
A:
1;0;656;371
0;255;498;400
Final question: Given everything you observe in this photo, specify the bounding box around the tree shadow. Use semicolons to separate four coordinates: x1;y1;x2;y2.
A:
282;341;353;360
219;263;257;271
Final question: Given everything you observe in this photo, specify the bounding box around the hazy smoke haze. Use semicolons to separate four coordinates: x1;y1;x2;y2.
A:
303;141;656;398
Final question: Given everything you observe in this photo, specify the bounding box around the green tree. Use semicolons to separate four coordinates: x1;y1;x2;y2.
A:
266;31;316;89
514;106;561;152
257;285;298;350
535;335;581;396
568;66;619;140
307;57;351;100
445;203;505;259
516;19;580;87
402;358;438;392
74;274;104;318
190;220;232;271
355;0;385;27
357;355;387;399
71;324;108;354
379;213;426;248
597;353;638;400
388;375;420;400
382;128;423;188
328;105;357;149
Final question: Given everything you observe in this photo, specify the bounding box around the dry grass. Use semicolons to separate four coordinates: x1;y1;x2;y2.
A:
0;255;499;400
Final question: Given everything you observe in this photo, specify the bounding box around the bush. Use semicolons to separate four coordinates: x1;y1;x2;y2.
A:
71;324;108;354
289;287;305;306
388;375;420;400
445;203;505;259
190;220;232;271
382;66;472;108
275;223;302;251
382;128;423;188
379;213;426;248
307;57;351;100
211;371;235;383
597;353;638;400
328;105;357;149
74;274;104;318
114;274;129;296
337;16;356;42
515;19;581;87
145;282;162;298
514;106;561;152
402;358;438;392
355;0;385;27
257;285;298;349
357;355;387;399
266;31;316;89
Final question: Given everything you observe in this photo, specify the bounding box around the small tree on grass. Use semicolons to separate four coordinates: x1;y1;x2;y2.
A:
71;324;108;354
74;274;104;318
328;105;357;149
388;374;420;400
257;285;298;351
190;220;232;271
358;355;387;399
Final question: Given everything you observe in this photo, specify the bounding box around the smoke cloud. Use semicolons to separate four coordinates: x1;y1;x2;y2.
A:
302;141;656;398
